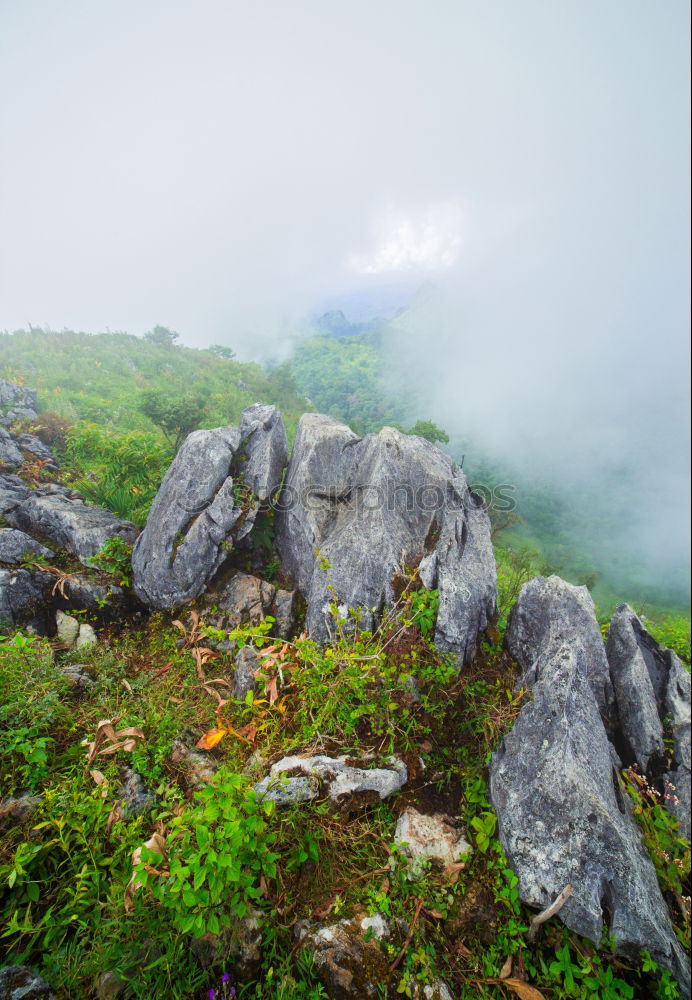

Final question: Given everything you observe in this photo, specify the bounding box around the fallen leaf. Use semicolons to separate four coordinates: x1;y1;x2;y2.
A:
235;722;258;744
196;728;226;750
89;769;106;785
121;679;133;693
124;832;167;911
499;955;513;979
442;861;466;884
475;979;545;1000
425;908;445;919
265;675;279;705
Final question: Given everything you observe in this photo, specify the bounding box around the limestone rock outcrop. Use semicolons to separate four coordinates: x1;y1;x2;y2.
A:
276;414;496;661
132;405;287;610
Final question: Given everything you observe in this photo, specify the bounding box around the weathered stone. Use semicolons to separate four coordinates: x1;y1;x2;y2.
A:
0;475;30;516
0;568;53;632
0;794;41;830
295;913;392;999
276;414;496;661
0;429;24;470
132;406;287;610
56;610;80;647
200;572;296;642
607;605;667;770
116;769;156;817
233;645;260;700
0;966;56;1000
394;807;471;866
6;491;138;565
55;574;133;620
606;604;691;838
0;378;38;425
663;654;691;839
60;664;94;695
490;575;690;995
0;528;53;564
12;434;57;466
76;622;97;648
254;754;407;807
170;738;218;789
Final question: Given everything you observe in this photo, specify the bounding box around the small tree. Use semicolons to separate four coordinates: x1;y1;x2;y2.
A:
406;420;449;444
208;344;236;360
143;325;180;349
139;390;207;450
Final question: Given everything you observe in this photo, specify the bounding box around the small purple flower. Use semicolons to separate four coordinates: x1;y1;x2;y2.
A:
209;991;216;1000
222;974;230;983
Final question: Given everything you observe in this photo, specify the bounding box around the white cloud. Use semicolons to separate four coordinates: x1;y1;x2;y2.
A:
349;202;463;275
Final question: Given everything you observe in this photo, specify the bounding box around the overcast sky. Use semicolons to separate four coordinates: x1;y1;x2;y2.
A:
1;0;690;590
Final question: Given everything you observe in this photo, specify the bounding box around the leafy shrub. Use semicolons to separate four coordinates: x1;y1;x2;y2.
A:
136;769;279;936
87;536;133;587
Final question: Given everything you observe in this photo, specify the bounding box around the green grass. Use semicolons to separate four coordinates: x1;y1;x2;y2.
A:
1;583;688;998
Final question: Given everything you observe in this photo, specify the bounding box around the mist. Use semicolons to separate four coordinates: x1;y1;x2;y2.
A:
1;0;689;599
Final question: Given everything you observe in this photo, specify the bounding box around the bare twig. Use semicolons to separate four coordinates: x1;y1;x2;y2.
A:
389;896;425;973
527;884;573;942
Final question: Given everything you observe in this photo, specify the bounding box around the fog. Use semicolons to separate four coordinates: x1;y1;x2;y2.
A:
1;0;689;598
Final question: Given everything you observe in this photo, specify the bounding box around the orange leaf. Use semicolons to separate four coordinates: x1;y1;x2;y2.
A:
196;728;226;750
476;979;546;1000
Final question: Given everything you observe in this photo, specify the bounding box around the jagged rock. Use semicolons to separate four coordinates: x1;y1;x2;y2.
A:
0;379;39;426
5;489;138;565
132;405;288;610
233;645;260;700
0;794;41;830
0;429;24;470
191;908;263;979
254;754;407;807
115;769;156;817
200;572;296;641
663;654;691;839
170;738;218;789
60;664;94;695
12;434;57;466
606;604;691;837
0;966;55;1000
489;575;690;995
55;574;133;620
0;475;30;516
0;568;53;632
0;528;53;564
394;807;471;866
295;913;392;999
276;414;496;661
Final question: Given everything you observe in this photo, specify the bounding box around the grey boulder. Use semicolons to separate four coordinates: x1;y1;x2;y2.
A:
200;571;296;640
254;754;407;808
0;378;38;425
0;528;54;564
5;489;138;564
0;966;56;1000
276;414;496;661
606;604;691;837
0;568;53;632
0;429;24;470
489;575;689;995
132;405;287;610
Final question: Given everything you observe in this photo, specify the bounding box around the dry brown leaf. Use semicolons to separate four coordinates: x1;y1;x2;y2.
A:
455;941;473;959
124;832;167;911
425;908;445;919
196;728;226;750
89;769;106;785
475;979;545;1000
265;676;279;705
106;802;122;834
499;955;513;979
442;861;466;884
235;722;258;744
121;679;133;693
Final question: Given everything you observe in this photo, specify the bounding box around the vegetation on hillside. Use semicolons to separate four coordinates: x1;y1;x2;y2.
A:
0;569;687;999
